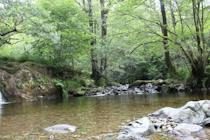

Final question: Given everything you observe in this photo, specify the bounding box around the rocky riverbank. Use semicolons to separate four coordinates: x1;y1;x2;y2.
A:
117;100;210;140
0;60;198;102
86;84;158;96
0;60;90;102
0;61;62;102
86;80;186;97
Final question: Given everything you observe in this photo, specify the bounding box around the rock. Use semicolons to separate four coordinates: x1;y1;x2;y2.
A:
202;118;210;126
151;101;206;124
87;83;158;97
143;83;158;94
44;124;77;134
117;117;154;140
200;100;210;117
172;123;207;140
118;100;210;140
129;79;166;88
177;84;185;92
0;61;62;102
173;123;203;135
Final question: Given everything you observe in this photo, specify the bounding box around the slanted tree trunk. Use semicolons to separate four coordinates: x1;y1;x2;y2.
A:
159;0;176;75
173;0;208;88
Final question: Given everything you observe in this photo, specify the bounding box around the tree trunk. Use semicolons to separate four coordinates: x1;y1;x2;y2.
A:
87;0;101;85
189;0;208;88
169;0;176;33
159;0;176;75
99;0;108;79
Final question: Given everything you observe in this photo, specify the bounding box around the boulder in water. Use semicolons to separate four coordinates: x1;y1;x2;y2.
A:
118;100;210;140
117;117;154;140
151;100;206;124
44;124;77;134
173;123;202;135
172;123;206;140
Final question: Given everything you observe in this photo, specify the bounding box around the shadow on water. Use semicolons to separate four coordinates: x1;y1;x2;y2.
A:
0;91;210;139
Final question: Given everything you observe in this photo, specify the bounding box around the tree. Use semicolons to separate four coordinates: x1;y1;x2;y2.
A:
176;0;209;87
86;0;102;85
159;0;176;75
76;0;114;85
99;0;109;79
106;0;210;86
0;0;28;46
26;0;90;67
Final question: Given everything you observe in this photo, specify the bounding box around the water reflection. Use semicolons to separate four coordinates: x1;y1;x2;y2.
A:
0;93;210;139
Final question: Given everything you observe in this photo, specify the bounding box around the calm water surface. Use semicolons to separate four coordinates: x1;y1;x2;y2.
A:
0;93;210;139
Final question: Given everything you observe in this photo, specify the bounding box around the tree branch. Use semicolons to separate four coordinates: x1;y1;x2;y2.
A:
130;40;162;54
0;27;17;36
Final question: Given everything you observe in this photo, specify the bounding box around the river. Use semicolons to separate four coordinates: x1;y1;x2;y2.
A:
0;92;209;139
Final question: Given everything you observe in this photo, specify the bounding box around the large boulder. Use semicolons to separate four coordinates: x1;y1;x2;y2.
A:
0;61;62;102
151;101;207;124
172;123;206;140
117;117;154;140
173;123;203;135
118;100;210;140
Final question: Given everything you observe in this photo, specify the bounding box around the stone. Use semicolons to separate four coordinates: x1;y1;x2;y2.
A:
177;84;185;91
202;118;210;126
0;61;62;102
174;123;202;135
151;101;206;124
172;123;207;140
200;100;210;117
44;124;77;134
117;117;154;140
118;100;210;140
88;83;159;97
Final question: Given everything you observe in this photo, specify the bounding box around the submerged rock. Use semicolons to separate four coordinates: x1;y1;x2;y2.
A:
44;124;77;134
118;100;210;140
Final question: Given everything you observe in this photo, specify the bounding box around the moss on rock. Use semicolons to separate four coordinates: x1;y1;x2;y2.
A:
0;61;62;102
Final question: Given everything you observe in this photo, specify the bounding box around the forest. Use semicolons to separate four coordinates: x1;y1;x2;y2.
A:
0;0;210;139
0;0;209;88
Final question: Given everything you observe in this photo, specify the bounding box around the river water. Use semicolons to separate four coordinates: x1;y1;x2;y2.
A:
0;92;210;139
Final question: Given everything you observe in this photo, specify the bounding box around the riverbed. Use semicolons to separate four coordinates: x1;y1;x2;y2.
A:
0;92;210;139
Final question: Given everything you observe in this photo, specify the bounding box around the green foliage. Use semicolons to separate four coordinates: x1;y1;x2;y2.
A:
108;55;166;83
26;0;91;67
53;79;68;98
53;76;92;98
175;67;189;81
0;0;209;88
